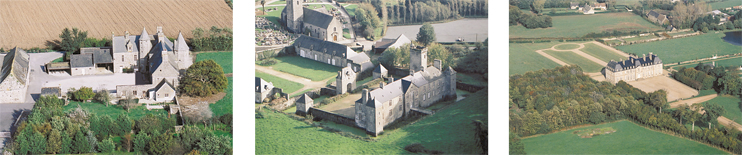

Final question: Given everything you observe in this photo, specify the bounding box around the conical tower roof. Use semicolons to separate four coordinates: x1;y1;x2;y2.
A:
175;31;189;51
140;27;150;41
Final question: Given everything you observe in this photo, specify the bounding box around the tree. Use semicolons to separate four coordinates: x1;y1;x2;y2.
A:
98;138;115;153
179;126;210;152
95;89;110;106
531;0;545;14
179;60;228;97
133;132;150;153
148;132;174;155
260;0;266;14
117;114;133;135
718;73;741;96
589;111;606;124
688;104;702;131
60;131;72;154
72;130;90;154
183;102;214;125
122;133;133;152
703;102;725;123
675;104;689;125
427;43;454;68
72;87;95;101
29;131;47;154
86;130;98;153
197;135;233;155
416;23;436;46
59;28;88;60
120;95;137;112
46;129;62;154
509;132;526;155
647;90;668;112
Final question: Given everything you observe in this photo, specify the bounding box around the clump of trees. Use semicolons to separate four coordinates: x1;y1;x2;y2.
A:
179;59;229;97
509;5;552;29
455;40;487;74
59;28;88;60
191;26;233;51
672;67;715;90
355;3;384;40
69;87;95;102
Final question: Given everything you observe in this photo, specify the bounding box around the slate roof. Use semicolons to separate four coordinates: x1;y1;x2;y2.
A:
373;64;387;73
70;54;94;68
154;79;174;92
375;34;411;49
367;80;404;107
606;54;662;72
140;28;150;41
175;32;189;52
297;94;312;104
81;48;113;64
0;47;30;85
648;10;661;18
40;87;61;97
294;35;352;58
149;42;177;74
359;61;374;72
303;8;335;29
348;53;370;63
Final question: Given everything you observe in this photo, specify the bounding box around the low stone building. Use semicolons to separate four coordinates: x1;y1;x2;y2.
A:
373;34;411;54
295;94;313;116
294;35;373;73
255;77;275;103
353;45;457;136
70;47;113;76
0;48;30;103
605;53;663;84
647;10;668;25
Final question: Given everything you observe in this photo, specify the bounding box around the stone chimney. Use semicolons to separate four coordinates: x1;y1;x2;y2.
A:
156;26;165;42
380;80;385;89
388;77;394;84
362;89;368;104
434;59;442;70
125;31;130;42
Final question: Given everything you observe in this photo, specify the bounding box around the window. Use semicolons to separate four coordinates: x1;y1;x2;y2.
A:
165;94;169;97
122;55;124;61
133;91;137;95
334;27;336;32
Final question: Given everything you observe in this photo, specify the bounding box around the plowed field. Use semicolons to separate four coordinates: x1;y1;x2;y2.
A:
0;0;232;49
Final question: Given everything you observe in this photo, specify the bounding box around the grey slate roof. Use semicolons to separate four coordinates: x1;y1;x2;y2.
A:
303;8;335;29
154;79;174;92
140;28;150;41
112;36;140;53
175;32;189;52
606;54;662;71
648;10;661;19
297;94;312;104
375;34;411;49
373;64;387;73
81;48;113;64
0;47;30;85
359;61;374;72
70;54;94;68
402;72;429;87
294;35;351;58
367;80;403;107
41;87;61;97
348;53;370;63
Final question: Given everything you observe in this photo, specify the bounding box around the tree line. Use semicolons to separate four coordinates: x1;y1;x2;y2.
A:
191;26;233;51
385;0;487;25
510;0;617;11
510;65;742;154
510;5;553;29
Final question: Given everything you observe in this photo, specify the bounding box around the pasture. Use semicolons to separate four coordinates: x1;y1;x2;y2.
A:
673;57;742;70
509;12;662;38
580;43;627;62
616;32;742;64
709;96;742;125
554;44;580;50
209;77;233;116
0;0;232;49
543;50;604;72
256;70;304;94
710;0;742;10
196;51;233;73
256;89;488;154
509;42;563;75
521;120;728;154
269;56;340;81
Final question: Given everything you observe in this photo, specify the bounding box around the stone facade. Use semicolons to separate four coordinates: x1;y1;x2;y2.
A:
295;94;313;116
605;53;663;84
336;67;356;94
294;35;373;73
0;48;29;103
255;77;275;103
281;0;344;41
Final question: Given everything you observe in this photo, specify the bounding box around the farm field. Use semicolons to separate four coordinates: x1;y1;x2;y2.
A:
0;0;232;49
509;12;662;38
256;70;304;94
256;89;488;154
543;50;604;72
196;51;233;73
708;96;742;125
617;32;742;64
64;101;168;121
210;77;233;116
259;6;285;26
521;120;728;154
509;42;564;75
269;56;340;81
709;0;742;10
581;43;627;62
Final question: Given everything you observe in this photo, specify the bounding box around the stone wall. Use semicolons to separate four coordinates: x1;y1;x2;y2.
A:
309;107;359;128
71;67;95;76
456;82;485;93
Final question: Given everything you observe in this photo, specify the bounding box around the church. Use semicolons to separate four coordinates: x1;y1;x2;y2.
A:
281;0;345;42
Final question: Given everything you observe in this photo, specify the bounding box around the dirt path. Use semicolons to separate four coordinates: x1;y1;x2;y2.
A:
535;49;569;66
588;41;630;57
669;94;717;108
255;65;333;96
718;116;742;131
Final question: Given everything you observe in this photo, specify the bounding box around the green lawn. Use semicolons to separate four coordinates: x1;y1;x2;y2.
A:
64;101;167;121
710;0;742;10
345;4;358;17
510;12;662;38
708;95;742;125
343;28;351;39
544;50;604;72
196;51;233;73
209;77;233;117
457;73;487;86
509;42;564;75
307;4;335;12
521;120;728;154
256;70;304;94
617;32;742;64
269;56;340;81
256;89;488;154
554;44;580;50
580;43;627;62
258;6;285;26
51;56;64;63
268;0;286;5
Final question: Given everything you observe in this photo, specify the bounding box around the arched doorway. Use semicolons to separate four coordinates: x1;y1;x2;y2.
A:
347;83;352;93
334;35;337;41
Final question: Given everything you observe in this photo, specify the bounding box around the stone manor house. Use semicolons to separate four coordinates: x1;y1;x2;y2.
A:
605;53;663;84
352;45;457;136
0;48;30;103
281;0;345;42
294;35;373;73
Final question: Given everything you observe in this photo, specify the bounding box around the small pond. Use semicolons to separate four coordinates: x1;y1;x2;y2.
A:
722;31;742;46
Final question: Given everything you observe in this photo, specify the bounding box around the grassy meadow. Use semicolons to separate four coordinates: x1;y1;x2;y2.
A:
544;50;604;72
256;70;304;94
616;32;742;64
710;0;742;10
521;120;728;154
256;89;488;154
269;56;340;81
509;42;564;75
345;4;358;17
509;12;662;38
581;43;627;62
554;43;580;50
209;77;233;117
196;51;233;73
707;95;742;125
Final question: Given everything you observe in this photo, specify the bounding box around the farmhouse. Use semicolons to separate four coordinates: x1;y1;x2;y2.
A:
373;34;412;54
353;45;457;136
255;77;275;103
581;3;595;14
605;53;663;84
281;0;344;42
570;2;580;9
115;27;193;102
0;48;30;103
594;3;606;10
647;10;668;24
294;35;373;73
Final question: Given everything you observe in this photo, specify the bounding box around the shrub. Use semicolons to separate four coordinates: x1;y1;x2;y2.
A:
72;87;95;101
179;60;228;97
